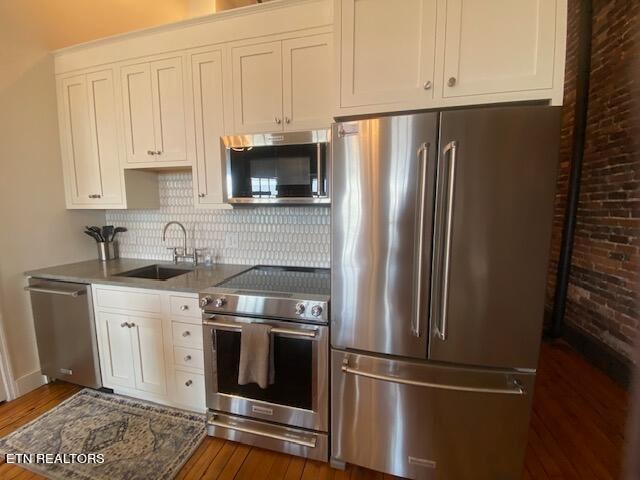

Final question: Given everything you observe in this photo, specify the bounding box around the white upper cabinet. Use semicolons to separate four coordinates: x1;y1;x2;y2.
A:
231;41;284;134
336;0;566;114
282;33;333;130
231;32;333;134
121;56;189;164
442;0;557;98
338;0;437;109
58;69;123;207
190;49;230;208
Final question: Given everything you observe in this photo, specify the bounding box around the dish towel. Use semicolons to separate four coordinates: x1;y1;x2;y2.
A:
238;323;275;389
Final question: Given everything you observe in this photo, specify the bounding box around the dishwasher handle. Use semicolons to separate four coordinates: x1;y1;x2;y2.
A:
24;285;86;297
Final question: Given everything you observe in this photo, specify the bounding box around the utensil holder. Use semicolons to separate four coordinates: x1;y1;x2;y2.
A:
97;241;119;262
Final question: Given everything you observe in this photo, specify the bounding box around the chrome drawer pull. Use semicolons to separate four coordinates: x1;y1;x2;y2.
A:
182;331;191;337
184;355;192;361
185;380;193;387
208;416;317;448
180;305;189;311
341;358;525;395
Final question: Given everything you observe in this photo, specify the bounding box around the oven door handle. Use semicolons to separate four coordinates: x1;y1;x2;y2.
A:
203;319;318;339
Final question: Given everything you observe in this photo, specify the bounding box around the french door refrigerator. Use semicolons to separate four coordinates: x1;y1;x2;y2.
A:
331;106;560;480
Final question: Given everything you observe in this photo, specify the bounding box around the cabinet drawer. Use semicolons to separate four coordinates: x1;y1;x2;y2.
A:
172;322;203;348
174;346;204;370
95;287;161;313
174;369;205;411
169;295;200;320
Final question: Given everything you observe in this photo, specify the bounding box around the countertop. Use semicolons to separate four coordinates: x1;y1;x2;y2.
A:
25;259;251;294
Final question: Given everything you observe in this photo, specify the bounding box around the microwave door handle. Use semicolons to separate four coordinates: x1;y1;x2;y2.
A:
412;142;429;337
316;142;322;197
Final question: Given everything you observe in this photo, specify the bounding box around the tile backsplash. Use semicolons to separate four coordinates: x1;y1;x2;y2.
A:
106;172;330;267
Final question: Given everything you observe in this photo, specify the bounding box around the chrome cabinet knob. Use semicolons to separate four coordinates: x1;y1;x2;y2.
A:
88;194;102;199
198;193;206;198
213;297;226;308
295;302;306;315
180;305;189;311
285;117;291;124
447;77;457;87
184;355;192;361
200;296;212;308
311;305;323;317
155;150;162;155
275;117;282;125
147;150;156;155
423;81;432;90
185;379;193;387
129;322;135;328
182;330;191;337
121;322;128;328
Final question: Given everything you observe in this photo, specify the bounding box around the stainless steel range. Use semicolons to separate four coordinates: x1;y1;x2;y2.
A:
199;265;330;461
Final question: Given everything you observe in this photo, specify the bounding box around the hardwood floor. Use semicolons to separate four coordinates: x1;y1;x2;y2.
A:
0;341;628;479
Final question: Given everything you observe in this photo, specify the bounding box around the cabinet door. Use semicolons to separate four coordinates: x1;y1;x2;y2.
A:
60;75;100;205
191;50;227;206
121;63;156;163
85;70;123;204
339;0;437;107
150;57;188;162
282;33;332;131
443;0;557;97
131;316;167;395
96;311;135;389
231;41;283;133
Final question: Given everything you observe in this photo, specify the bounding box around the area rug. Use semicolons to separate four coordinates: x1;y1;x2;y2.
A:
0;389;206;480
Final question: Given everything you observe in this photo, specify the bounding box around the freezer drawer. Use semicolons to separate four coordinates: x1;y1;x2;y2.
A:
331;350;534;480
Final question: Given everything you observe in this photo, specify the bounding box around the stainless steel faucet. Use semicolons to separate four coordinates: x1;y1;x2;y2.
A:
162;221;198;264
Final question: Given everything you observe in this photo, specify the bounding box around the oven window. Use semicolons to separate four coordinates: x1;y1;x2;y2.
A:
215;330;313;410
228;144;328;199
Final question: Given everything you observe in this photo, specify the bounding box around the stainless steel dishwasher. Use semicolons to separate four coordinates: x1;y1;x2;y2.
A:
26;278;102;389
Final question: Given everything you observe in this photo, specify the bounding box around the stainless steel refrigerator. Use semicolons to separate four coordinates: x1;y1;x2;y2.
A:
330;106;561;480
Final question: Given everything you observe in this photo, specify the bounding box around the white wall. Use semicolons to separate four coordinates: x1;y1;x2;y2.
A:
0;1;191;397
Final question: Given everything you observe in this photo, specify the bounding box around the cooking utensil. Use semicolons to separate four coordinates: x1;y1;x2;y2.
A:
111;227;128;241
102;225;115;242
84;230;102;242
86;226;104;242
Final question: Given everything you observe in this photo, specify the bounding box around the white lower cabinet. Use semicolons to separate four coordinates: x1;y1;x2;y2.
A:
94;285;205;412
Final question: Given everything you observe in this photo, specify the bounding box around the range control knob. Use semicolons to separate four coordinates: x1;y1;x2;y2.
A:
311;305;323;317
295;302;306;315
199;296;212;308
213;297;226;308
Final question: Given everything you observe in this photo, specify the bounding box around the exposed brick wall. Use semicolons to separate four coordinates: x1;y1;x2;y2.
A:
546;0;640;360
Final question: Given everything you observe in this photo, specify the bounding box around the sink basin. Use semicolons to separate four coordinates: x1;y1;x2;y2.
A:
116;264;192;281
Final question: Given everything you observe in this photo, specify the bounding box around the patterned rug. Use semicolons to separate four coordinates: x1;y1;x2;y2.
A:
0;389;206;480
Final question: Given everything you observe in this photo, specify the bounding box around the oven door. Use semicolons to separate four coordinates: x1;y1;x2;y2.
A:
203;314;328;432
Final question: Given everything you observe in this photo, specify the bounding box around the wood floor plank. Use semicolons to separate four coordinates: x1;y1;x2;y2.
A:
264;452;292;480
216;443;251;480
200;441;238;479
283;456;306;480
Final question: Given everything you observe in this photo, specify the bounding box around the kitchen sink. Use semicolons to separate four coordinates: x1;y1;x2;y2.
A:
115;264;192;281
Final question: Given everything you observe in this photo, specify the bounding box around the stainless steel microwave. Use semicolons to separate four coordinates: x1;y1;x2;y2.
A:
221;130;330;205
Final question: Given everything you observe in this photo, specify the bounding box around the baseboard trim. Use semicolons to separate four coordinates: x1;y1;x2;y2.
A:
15;369;47;396
561;323;633;388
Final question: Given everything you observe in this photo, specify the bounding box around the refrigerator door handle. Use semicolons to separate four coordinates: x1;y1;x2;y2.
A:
432;140;458;341
412;142;430;337
341;357;525;395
